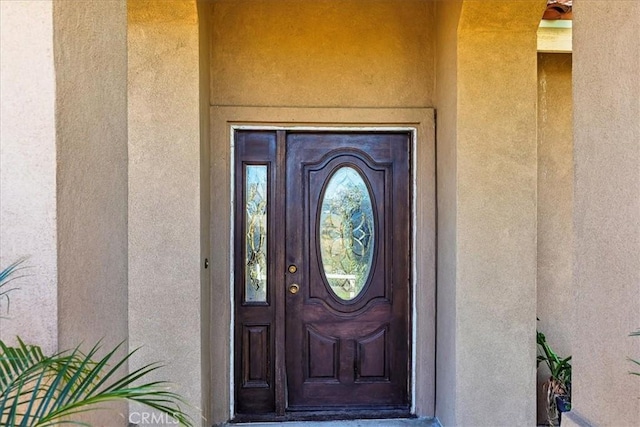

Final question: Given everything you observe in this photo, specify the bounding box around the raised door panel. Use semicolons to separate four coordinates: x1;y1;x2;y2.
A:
305;326;340;381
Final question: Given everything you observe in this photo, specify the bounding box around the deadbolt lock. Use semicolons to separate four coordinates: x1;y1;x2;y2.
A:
288;265;298;273
289;283;300;294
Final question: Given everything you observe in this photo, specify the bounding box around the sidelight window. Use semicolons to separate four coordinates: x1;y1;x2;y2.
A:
244;165;268;303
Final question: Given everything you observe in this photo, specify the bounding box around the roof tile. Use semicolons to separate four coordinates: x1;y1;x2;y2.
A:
544;0;573;20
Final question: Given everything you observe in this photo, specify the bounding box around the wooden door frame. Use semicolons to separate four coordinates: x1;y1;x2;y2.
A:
209;107;436;422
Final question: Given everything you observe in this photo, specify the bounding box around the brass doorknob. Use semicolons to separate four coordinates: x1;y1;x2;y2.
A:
289;283;300;294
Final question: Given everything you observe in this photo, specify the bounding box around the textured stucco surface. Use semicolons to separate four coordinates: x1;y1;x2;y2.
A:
570;1;640;425
209;0;435;108
206;1;437;421
53;1;129;423
434;1;461;425
3;0;638;426
446;1;547;425
0;0;58;355
198;0;212;424
536;52;573;424
128;1;203;424
54;0;128;351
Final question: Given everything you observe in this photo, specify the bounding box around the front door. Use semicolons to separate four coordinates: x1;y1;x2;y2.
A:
234;130;410;419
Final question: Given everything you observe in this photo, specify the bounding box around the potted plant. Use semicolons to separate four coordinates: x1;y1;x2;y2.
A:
0;259;194;426
537;328;571;426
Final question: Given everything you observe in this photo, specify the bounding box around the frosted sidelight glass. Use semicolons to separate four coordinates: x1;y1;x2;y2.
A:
245;165;268;302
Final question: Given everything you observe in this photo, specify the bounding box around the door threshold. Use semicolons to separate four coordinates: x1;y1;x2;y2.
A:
226;416;440;427
232;409;412;423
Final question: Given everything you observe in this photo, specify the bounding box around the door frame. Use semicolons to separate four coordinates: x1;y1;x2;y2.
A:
209;107;436;422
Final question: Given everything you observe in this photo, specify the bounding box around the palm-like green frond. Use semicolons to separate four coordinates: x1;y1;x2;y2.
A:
0;340;194;426
0;261;193;426
0;337;47;391
0;259;29;315
0;259;28;287
630;330;640;377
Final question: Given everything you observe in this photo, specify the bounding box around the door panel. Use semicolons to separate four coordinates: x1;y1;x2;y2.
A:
234;131;410;417
234;131;277;414
285;133;410;410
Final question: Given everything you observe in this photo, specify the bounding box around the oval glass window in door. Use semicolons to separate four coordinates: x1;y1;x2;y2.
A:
319;166;375;301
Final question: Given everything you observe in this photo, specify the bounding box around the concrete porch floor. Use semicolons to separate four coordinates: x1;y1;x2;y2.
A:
228;417;440;427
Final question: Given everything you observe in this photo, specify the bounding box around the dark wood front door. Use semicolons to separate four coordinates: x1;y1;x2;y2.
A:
234;130;410;419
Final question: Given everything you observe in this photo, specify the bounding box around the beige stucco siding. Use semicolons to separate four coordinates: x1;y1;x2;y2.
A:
198;0;213;423
2;1;639;426
206;2;437;422
567;1;640;425
54;0;128;352
436;1;547;425
536;52;573;424
434;0;462;424
209;0;435;108
52;1;129;423
128;0;203;424
456;27;539;425
0;0;58;355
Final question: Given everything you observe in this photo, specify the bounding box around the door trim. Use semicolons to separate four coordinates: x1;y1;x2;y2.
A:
230;127;416;416
209;107;435;422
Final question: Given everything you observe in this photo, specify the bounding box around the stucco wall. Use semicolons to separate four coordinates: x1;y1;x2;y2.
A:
54;0;128;352
209;0;434;108
0;0;58;354
206;1;436;421
53;1;129;423
536;52;573;424
198;0;212;424
566;1;640;426
128;1;204;424
434;1;462;424
435;1;547;425
1;2;128;423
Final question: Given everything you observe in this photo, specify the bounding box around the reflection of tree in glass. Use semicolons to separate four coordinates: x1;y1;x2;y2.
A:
320;169;374;300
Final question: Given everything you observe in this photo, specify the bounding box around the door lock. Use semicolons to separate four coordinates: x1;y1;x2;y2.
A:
289;283;300;294
288;265;297;273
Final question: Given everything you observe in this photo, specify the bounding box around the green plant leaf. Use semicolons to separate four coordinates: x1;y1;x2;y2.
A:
0;261;194;426
0;339;194;426
629;331;640;377
0;259;30;317
536;326;571;393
